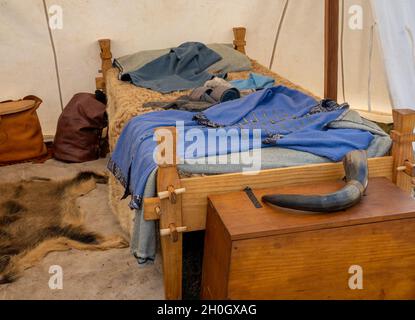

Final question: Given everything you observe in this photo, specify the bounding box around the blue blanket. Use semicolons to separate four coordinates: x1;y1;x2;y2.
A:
230;73;275;91
108;86;374;209
122;42;222;93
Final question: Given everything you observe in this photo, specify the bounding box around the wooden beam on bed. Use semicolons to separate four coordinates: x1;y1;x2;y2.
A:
324;0;339;101
180;156;394;231
154;127;184;300
391;109;415;192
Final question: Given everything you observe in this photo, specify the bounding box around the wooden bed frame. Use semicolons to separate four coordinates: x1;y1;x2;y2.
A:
96;0;415;300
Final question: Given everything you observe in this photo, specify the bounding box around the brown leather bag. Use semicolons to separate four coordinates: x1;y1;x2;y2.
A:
54;93;107;163
0;96;47;163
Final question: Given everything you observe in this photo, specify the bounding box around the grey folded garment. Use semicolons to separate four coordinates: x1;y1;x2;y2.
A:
114;43;252;77
123;42;223;93
204;77;233;89
190;85;241;103
143;98;212;112
143;85;240;112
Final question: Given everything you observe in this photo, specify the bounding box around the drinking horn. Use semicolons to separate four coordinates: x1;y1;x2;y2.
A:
262;150;368;213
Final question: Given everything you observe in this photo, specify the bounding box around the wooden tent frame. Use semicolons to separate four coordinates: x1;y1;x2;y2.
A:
96;0;415;300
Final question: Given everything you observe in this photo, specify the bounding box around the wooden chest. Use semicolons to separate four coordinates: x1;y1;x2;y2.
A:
201;177;415;300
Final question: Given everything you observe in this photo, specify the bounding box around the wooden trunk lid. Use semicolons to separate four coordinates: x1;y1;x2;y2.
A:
208;177;415;241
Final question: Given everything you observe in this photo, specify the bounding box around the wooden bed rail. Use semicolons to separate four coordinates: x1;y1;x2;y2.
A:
153;127;184;300
391;109;415;192
145;157;394;230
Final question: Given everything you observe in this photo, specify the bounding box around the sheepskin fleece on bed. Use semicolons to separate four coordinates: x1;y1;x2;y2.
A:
106;59;319;237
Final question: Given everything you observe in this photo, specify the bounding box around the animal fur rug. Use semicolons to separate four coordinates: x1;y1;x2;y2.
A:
0;172;128;284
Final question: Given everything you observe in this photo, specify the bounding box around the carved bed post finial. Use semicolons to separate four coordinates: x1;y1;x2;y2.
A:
233;27;247;54
99;39;112;75
96;39;112;91
391;109;415;192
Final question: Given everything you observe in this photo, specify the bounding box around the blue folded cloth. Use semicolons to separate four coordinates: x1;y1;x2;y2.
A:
122;42;222;93
230;73;275;90
108;86;374;209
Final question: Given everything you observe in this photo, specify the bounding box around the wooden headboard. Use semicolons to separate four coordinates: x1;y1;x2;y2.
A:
95;27;248;92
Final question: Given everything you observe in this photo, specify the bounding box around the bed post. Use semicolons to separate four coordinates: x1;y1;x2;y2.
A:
391;109;415;193
233;27;247;54
154;127;184;300
324;0;339;101
96;39;112;91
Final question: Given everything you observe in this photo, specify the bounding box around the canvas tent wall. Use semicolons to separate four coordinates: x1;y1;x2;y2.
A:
371;0;415;109
1;0;393;136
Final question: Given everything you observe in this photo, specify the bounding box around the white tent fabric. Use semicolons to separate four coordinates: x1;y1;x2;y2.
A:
0;0;396;134
371;0;415;109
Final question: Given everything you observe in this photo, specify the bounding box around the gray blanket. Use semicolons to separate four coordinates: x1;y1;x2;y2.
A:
114;43;252;77
123;42;222;93
130;110;392;264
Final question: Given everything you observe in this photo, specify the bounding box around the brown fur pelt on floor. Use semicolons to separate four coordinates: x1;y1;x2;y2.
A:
0;172;129;284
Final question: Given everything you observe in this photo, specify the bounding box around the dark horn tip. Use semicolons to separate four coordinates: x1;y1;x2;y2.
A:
262;195;283;207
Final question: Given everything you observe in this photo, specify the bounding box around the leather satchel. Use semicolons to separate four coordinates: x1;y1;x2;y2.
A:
0;96;47;163
54;93;107;163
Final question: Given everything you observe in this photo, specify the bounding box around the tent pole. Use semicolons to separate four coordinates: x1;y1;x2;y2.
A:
324;0;340;101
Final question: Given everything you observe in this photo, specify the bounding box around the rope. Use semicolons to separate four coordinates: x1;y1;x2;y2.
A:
269;0;290;70
405;26;415;67
42;0;64;112
368;22;376;112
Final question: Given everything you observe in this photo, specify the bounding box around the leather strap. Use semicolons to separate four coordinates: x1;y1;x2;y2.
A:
23;95;43;110
189;87;212;101
0;100;35;116
0;96;42;116
210;86;240;103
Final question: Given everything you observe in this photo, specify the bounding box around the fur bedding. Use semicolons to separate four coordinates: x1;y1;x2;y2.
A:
106;59;319;237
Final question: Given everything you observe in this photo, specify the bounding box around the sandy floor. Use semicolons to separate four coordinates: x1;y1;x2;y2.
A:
0;158;164;300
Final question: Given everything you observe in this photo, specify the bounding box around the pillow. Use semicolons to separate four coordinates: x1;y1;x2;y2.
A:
114;48;170;75
206;43;252;74
114;43;252;76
